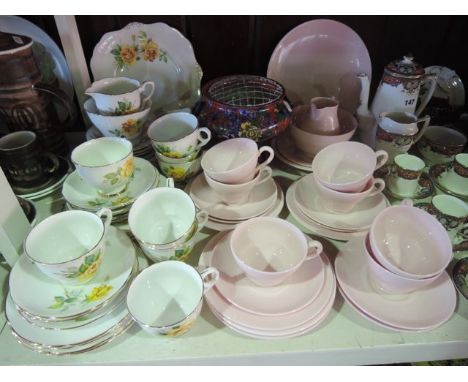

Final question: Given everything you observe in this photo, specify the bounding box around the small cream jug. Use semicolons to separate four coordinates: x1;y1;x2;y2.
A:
297;97;340;135
370;55;437;118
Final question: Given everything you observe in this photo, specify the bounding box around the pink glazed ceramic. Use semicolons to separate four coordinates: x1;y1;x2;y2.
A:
297;97;340;135
370;202;453;279
312;141;388;192
230;217;323;287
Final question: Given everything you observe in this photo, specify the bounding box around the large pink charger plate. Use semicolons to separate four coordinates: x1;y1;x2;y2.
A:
267;19;371;113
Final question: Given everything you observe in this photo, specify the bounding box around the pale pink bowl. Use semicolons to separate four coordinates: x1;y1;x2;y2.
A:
364;235;440;294
369;205;453;279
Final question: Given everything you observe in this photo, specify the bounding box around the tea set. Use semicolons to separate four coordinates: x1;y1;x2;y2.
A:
1;18;467;354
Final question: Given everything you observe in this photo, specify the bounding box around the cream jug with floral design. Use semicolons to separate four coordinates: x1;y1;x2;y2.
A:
371;55;437;118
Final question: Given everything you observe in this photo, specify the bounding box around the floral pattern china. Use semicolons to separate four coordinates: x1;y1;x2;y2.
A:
91;22;202;115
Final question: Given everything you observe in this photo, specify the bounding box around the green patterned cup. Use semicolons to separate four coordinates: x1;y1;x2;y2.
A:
387;154;425;197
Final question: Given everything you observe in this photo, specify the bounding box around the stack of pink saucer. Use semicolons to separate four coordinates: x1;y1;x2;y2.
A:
336;203;457;332
198;222;336;339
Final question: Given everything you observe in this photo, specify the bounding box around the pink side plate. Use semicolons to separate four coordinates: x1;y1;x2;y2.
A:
267;19;372;113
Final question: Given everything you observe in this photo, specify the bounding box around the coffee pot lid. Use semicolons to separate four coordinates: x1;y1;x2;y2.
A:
385;55;425;78
0;31;33;55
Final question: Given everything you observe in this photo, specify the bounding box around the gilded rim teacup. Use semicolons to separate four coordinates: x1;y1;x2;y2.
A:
370;200;452;280
230;217;323;287
85;77;155;115
311;141;388;192
128;179;208;262
148;112;211;159
439;153;468;193
126;261;219;336
431;194;468;234
201;138;274;184
416;125;466;165
387;154;425;197
314;175;385;214
24;208;112;285
204;166;273;205
157;154;202;183
84;98;152;142
71;137;134;196
0;131;60;189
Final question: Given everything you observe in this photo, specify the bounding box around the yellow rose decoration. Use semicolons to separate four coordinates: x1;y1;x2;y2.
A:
86;284;113;302
165;167;186;181
119;44;137;65
78;257;102;282
143;40;159;62
121;119;141;137
119;158;134;178
239;121;262;141
164;319;195;337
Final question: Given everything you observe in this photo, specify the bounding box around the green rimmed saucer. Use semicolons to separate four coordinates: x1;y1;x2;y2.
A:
383;172;435;201
429;164;468;201
62;157;159;211
452;258;468;300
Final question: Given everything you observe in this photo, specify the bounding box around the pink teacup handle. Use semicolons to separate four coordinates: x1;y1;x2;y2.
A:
254;166;273;186
195;210;209;231
200;266;219;292
305;239;323;261
195;127;211;150
255;146;275;173
96;207;113;231
375;150;389;171
400;198;413;207
139;81;155;103
367;178;386;197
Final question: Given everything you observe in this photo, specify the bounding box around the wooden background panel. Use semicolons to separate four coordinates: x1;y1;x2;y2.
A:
12;15;468;132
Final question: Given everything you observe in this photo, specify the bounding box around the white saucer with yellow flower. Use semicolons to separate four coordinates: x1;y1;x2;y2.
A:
9;226;136;323
63;157;159;211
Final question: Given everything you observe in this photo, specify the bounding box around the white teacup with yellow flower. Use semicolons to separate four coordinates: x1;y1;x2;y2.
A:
127;261;219;336
24;208;112;285
148;112;211;159
71;137;134;196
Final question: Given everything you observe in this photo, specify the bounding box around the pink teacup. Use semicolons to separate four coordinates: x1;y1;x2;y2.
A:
230;217;323;287
364;234;440;294
201;138;274;184
369;201;453;279
314;176;385;213
311;141;388;192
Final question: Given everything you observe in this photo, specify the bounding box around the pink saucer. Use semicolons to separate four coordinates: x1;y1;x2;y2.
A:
199;231;336;333
210;231;325;316
267;19;371;113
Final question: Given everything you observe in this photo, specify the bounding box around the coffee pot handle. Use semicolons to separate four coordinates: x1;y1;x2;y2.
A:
415;74;437;116
33;83;77;130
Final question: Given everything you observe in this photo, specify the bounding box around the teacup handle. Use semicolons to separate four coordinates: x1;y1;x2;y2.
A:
416;75;437;117
41;151;60;174
254;166;273;186
195;127;211;150
374;150;389;171
96;207;113;231
255;146;275;173
367;178;386;197
200;266;219;292
164;178;175;188
414;115;431;143
195;210;209;231
305;239;323;261
139;81;155;103
400;198;413;207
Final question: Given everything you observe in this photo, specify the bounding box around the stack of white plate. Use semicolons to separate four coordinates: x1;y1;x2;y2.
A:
186;173;285;231
6;227;140;355
198;231;336;339
62;157;159;226
335;237;457;332
286;174;390;241
86;126;155;165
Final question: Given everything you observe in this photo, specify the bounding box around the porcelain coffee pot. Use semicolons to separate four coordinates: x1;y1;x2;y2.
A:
370;55;437;118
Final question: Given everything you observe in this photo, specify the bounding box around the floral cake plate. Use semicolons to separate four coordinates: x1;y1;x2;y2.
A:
62;157;158;211
90;22;203;116
9;226;136;322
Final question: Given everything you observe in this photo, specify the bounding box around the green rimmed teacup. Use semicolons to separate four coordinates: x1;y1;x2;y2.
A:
387;154;425;198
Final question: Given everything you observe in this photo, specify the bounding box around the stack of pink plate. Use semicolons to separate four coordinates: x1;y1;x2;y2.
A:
198;231;336;339
335;237;457;332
